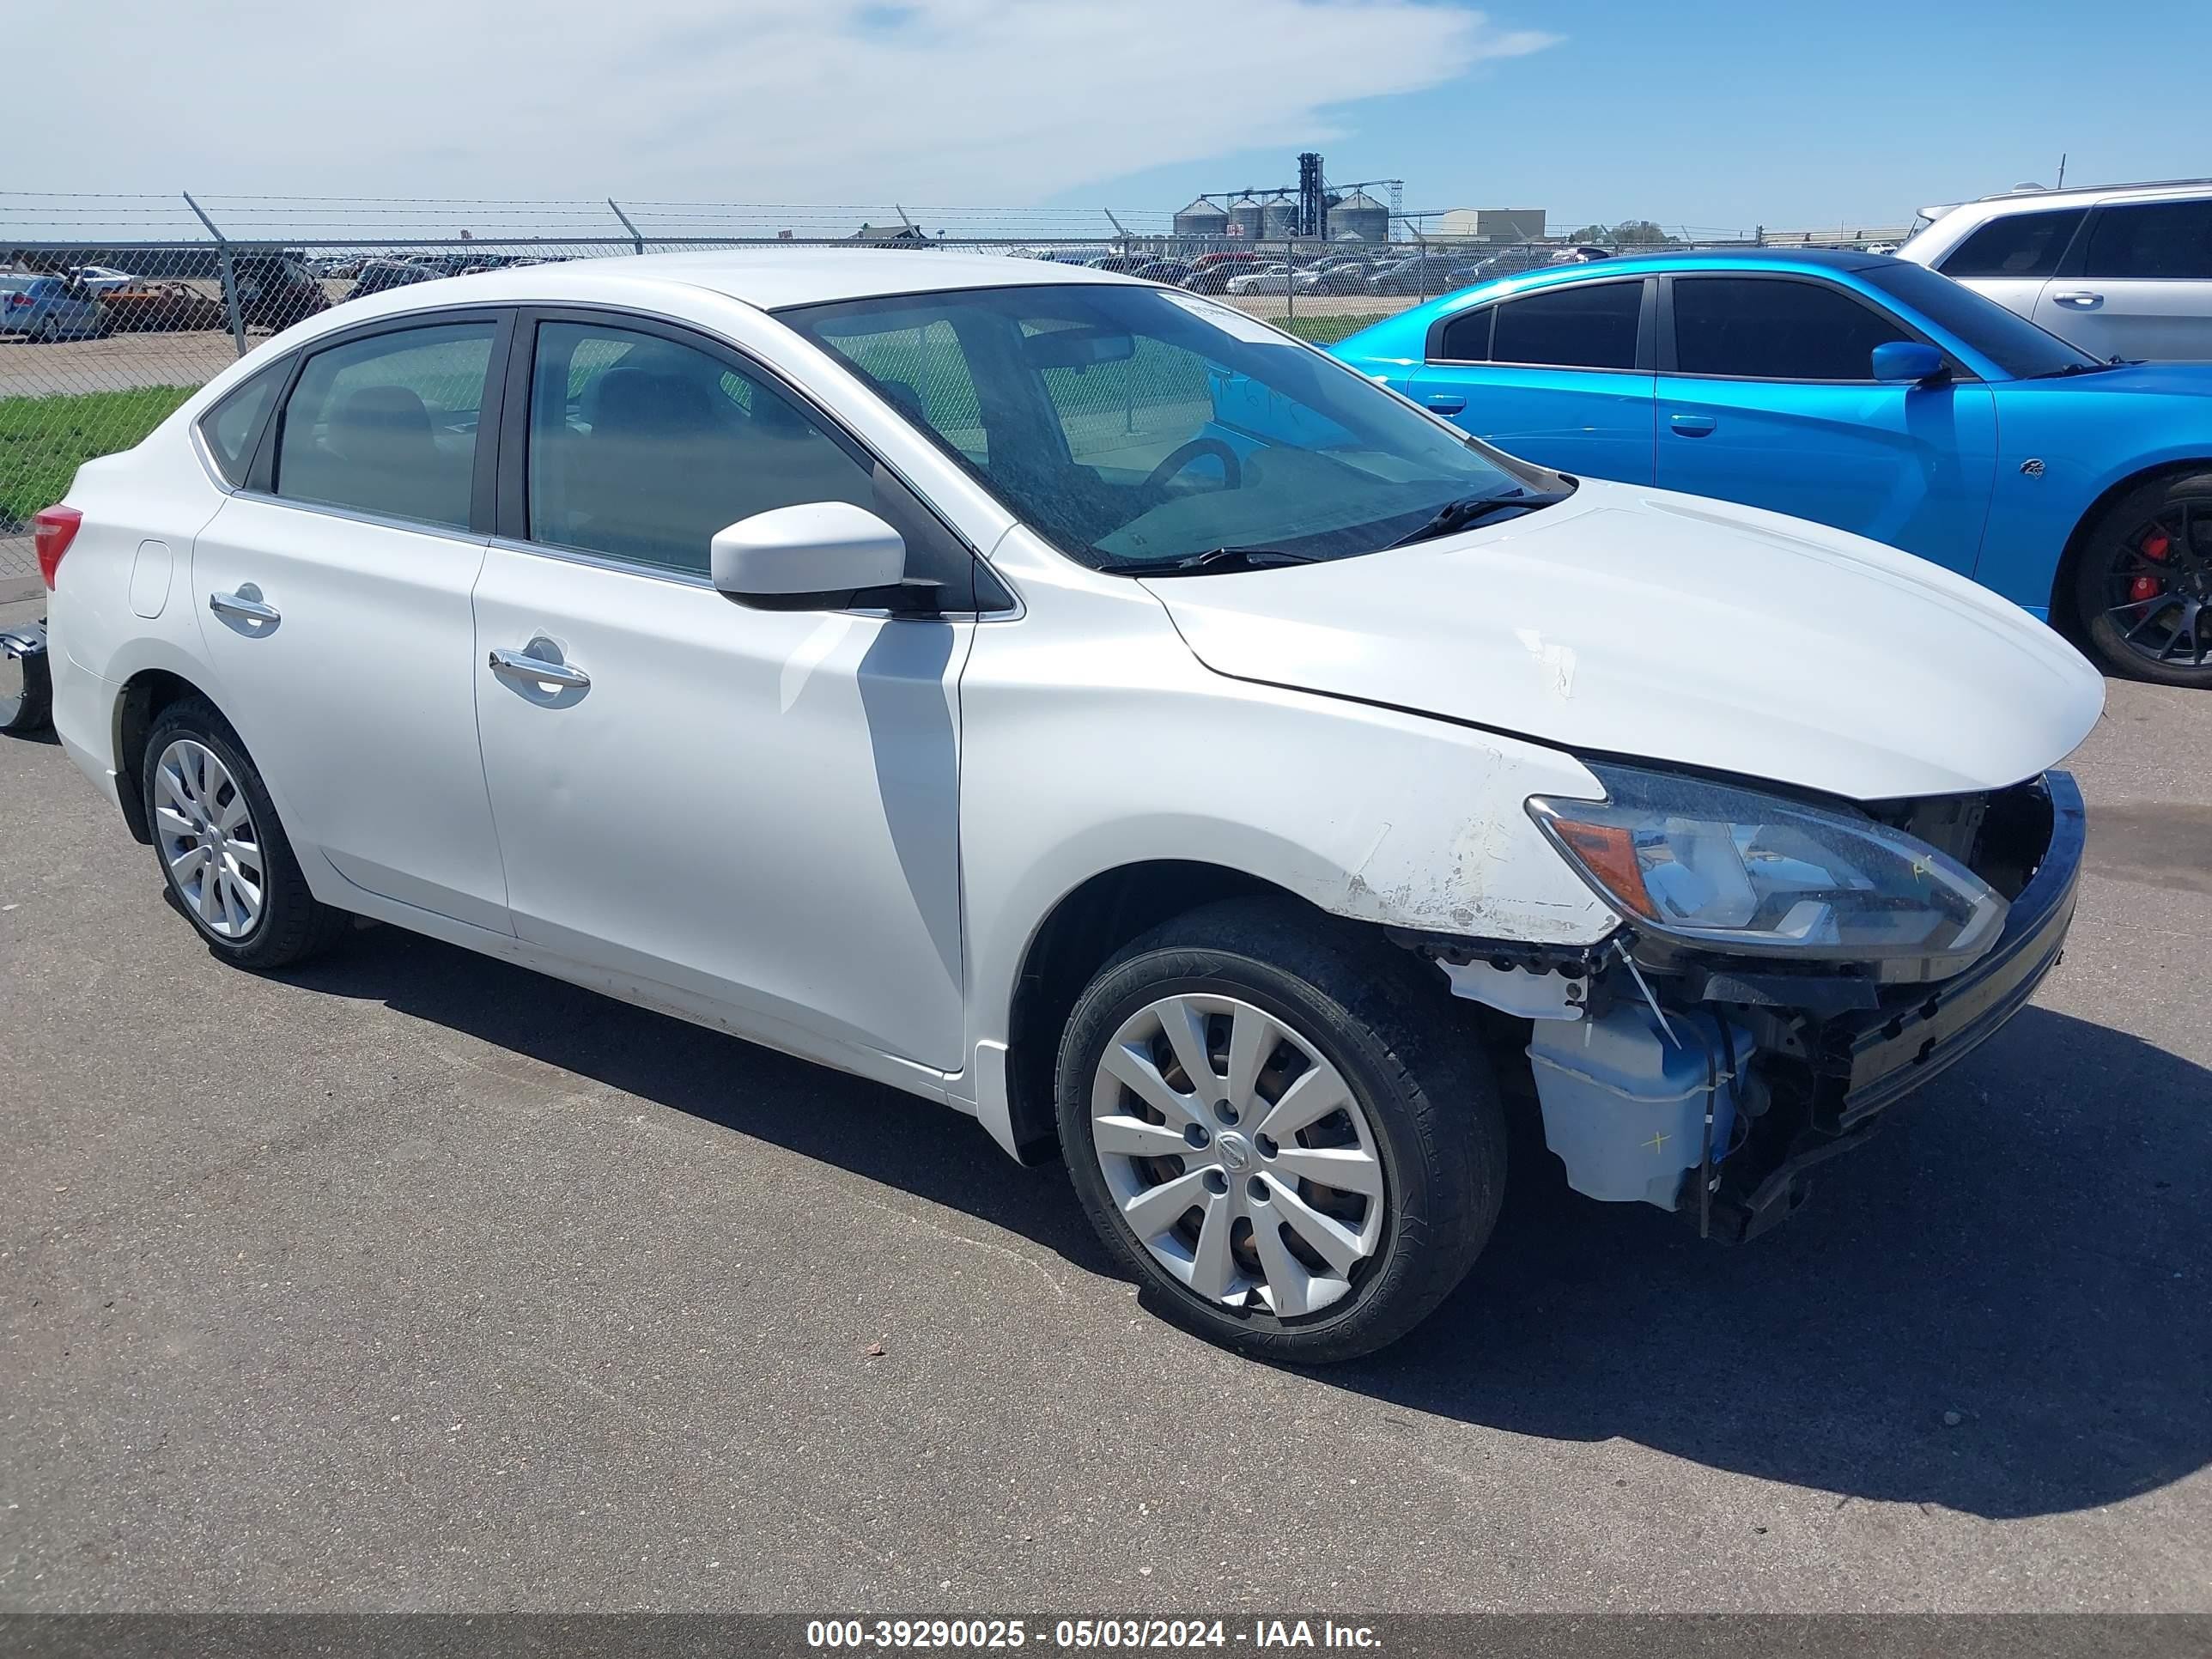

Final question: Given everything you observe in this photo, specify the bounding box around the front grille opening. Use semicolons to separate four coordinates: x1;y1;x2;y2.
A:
1867;778;2054;902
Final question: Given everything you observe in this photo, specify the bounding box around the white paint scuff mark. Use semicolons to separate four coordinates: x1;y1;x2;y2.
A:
1513;626;1577;700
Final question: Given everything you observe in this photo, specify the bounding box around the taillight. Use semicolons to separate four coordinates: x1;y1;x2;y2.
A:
5;293;28;307
33;505;82;590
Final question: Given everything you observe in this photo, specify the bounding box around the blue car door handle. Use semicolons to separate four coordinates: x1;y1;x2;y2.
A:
1424;393;1467;415
1668;413;1717;437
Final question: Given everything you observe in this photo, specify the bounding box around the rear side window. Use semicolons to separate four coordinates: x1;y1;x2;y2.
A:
199;362;285;486
2082;199;2212;280
1488;282;1642;370
1938;207;2087;278
274;322;496;531
526;320;876;575
1672;277;1911;380
1434;307;1492;362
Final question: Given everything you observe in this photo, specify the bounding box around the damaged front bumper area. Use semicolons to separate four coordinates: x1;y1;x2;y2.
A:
1409;770;2086;1241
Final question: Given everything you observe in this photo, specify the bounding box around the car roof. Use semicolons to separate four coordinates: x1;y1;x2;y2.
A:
1440;246;1887;300
304;248;1146;336
1921;177;2212;220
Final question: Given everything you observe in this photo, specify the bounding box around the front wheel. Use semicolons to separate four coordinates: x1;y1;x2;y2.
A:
1056;899;1504;1364
2074;471;2212;688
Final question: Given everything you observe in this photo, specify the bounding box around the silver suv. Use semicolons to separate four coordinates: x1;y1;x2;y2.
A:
1897;179;2212;362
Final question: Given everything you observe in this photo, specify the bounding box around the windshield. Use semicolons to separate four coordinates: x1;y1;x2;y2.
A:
1862;261;2100;379
780;283;1553;572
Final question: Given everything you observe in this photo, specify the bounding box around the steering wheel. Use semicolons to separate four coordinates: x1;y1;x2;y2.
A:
1143;437;1242;498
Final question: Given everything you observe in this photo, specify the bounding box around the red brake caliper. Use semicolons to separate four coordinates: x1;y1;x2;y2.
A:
2132;530;2171;603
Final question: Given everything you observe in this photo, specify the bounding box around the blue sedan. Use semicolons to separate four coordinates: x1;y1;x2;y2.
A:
1330;250;2212;687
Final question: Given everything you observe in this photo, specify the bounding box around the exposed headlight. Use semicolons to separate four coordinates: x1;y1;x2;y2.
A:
1527;763;2006;972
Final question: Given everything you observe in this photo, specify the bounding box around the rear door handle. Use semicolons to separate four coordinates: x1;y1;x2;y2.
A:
2051;290;2104;309
489;647;591;690
1424;393;1467;415
208;587;280;624
1668;413;1717;437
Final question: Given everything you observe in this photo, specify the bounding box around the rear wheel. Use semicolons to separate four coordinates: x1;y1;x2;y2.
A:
140;698;349;969
2074;471;2212;688
1056;899;1504;1363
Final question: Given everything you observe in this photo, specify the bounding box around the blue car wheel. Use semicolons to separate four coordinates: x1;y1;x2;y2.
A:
2074;470;2212;689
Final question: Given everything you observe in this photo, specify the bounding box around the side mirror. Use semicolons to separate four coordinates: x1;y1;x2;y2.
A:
710;502;907;611
1872;341;1948;385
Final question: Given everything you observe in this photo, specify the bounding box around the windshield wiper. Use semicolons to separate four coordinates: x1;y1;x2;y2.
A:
1387;489;1570;549
2033;358;2130;378
1119;546;1325;577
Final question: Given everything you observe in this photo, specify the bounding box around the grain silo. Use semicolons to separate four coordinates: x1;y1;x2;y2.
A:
1172;196;1230;239
1330;190;1391;243
1226;194;1265;242
1259;191;1298;240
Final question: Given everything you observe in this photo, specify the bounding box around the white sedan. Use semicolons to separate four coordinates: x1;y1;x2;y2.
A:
38;252;2100;1359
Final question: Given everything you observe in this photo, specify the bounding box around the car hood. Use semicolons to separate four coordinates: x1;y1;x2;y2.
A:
2000;361;2212;398
1143;480;2105;802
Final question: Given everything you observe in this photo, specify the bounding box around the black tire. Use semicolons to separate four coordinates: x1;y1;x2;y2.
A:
140;697;349;969
1055;897;1504;1364
0;643;50;735
2073;469;2212;689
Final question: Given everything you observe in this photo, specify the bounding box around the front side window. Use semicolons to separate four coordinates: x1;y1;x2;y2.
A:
783;284;1547;572
1939;207;2086;279
1672;277;1911;380
273;321;495;530
2082;199;2212;280
1488;282;1642;370
526;321;875;575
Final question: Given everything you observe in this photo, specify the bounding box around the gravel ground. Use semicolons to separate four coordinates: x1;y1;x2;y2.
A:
1;592;2206;1613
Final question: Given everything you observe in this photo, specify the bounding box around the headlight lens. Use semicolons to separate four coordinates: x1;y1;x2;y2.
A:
1528;763;2006;969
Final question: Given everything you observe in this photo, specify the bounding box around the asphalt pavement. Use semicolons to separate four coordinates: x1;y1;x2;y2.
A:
3;593;2207;1612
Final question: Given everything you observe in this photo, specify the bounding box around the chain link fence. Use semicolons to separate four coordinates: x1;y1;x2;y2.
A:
1;191;1760;550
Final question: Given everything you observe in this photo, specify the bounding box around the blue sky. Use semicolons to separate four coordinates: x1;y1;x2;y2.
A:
1048;0;2212;235
12;0;2207;236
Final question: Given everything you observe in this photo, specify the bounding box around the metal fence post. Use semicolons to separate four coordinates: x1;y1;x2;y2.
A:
182;191;248;358
1284;235;1295;326
607;198;645;254
1415;226;1430;304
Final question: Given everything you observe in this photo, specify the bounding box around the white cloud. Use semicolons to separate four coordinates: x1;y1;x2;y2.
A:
27;0;1558;207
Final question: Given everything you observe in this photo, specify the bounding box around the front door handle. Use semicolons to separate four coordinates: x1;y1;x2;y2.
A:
2051;290;2104;309
489;647;591;690
1424;393;1467;415
209;586;280;624
1668;413;1717;437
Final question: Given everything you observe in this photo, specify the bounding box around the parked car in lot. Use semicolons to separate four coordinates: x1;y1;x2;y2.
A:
1898;179;2212;362
1128;259;1195;286
1182;254;1262;294
1333;249;2212;686
348;258;439;300
100;282;231;334
70;264;138;295
1296;258;1373;295
38;252;2099;1360
1365;254;1468;295
0;272;108;341
1224;264;1299;295
232;257;328;332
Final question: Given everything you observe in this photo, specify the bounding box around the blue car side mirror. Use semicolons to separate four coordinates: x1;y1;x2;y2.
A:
1872;341;1948;385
